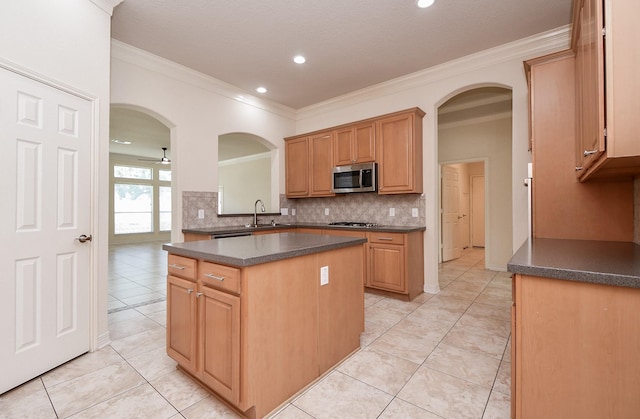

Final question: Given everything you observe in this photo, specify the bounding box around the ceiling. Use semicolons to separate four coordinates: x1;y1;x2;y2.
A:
111;0;573;110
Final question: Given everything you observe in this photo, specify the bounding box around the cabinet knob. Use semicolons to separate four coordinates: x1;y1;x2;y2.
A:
196;292;203;298
575;166;583;171
187;288;194;294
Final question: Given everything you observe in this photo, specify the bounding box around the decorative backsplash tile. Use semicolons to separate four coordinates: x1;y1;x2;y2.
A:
182;191;425;229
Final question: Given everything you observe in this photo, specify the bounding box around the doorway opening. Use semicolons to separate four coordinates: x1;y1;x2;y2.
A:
437;86;513;274
441;161;485;263
108;106;173;314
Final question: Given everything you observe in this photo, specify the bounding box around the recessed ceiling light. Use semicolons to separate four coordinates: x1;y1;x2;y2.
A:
256;87;267;94
111;139;132;145
417;0;435;8
293;55;306;64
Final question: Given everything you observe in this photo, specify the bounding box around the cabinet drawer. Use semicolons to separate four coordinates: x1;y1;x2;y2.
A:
368;232;404;245
168;254;197;280
199;261;241;294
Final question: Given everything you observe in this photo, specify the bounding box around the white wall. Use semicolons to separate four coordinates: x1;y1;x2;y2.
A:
0;0;113;348
110;41;296;240
219;154;272;214
294;28;570;292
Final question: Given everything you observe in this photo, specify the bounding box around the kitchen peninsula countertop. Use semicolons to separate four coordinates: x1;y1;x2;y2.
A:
183;222;425;236
508;238;640;289
163;232;367;267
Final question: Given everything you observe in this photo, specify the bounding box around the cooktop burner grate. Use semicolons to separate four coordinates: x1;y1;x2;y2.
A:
328;221;379;228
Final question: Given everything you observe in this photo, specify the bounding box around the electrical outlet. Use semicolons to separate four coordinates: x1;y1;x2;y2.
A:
412;208;419;217
325;208;330;216
281;208;288;216
389;208;395;216
320;266;329;286
198;209;205;219
292;208;296;216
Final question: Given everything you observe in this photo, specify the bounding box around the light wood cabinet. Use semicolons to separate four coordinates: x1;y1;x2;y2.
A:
166;242;364;418
366;231;423;300
334;122;375;166
573;0;640;180
285;131;334;198
199;285;240;405
512;274;640;418
376;108;425;194
525;50;633;241
285;107;424;197
285;137;309;197
167;274;198;373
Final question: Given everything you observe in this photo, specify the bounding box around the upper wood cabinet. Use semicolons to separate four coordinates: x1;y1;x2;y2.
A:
285;107;424;197
285;131;334;198
573;0;640;181
334;122;375;166
376;108;425;194
285;137;309;197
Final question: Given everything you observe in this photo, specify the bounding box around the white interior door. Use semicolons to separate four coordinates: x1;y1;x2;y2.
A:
0;67;92;394
441;165;461;262
471;175;485;247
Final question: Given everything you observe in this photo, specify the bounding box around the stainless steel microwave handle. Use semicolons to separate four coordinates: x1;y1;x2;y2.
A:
359;170;364;188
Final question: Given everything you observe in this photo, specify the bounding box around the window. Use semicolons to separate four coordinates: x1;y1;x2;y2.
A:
113;163;171;235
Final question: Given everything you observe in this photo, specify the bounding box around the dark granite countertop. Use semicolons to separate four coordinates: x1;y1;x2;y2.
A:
507;238;640;289
163;232;367;267
183;222;425;236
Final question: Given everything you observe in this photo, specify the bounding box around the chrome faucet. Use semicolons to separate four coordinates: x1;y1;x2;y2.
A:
253;199;265;227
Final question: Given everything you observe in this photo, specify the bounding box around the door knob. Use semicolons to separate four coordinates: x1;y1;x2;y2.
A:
76;234;92;243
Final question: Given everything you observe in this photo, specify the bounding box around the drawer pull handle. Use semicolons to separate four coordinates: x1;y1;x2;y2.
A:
187;288;194;294
204;273;225;281
169;264;186;270
583;149;598;156
377;237;393;241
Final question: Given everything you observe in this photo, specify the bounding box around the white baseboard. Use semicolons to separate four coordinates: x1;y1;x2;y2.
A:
97;331;111;350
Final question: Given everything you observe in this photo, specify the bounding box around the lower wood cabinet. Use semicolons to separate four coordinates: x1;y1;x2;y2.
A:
167;275;197;373
512;274;640;418
367;231;423;300
166;244;364;418
199;286;240;404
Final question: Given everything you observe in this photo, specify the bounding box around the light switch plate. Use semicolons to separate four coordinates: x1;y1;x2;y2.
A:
412;208;419;217
198;209;205;219
325;208;330;216
281;208;288;216
389;208;395;216
292;208;296;216
320;266;329;286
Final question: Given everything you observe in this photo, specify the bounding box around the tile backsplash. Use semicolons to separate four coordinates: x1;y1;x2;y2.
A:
182;191;426;229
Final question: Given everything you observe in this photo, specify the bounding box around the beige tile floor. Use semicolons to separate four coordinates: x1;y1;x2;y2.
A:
0;245;511;419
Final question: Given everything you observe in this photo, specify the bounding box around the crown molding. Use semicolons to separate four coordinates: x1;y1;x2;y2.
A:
296;25;571;120
111;40;297;120
89;0;124;16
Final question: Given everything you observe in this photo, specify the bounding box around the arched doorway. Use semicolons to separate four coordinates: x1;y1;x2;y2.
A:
436;86;513;273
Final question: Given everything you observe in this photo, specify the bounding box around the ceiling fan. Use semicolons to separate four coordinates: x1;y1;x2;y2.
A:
138;147;171;164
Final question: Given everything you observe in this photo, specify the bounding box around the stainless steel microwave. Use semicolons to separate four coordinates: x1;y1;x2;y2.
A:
332;162;377;193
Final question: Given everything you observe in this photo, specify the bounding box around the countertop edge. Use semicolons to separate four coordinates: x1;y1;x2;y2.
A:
507;238;640;289
183;223;426;235
163;235;367;267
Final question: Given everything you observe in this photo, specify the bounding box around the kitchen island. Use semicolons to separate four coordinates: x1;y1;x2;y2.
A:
163;232;367;418
507;238;640;419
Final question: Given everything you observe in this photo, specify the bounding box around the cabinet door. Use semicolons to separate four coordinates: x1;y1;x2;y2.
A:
285;137;309;197
575;0;605;172
310;131;334;196
334;124;375;165
166;275;198;373
376;110;423;194
369;244;405;293
199;286;241;405
334;127;355;166
353;122;375;163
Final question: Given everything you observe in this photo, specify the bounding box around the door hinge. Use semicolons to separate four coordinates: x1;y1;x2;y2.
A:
602;27;606;37
603;127;607;138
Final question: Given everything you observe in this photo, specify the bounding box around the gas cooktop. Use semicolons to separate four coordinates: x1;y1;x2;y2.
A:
327;221;379;228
